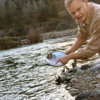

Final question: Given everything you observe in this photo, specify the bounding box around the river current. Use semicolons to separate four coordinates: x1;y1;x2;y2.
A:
0;36;75;100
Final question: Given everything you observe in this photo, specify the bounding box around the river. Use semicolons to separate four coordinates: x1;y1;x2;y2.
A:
0;36;76;100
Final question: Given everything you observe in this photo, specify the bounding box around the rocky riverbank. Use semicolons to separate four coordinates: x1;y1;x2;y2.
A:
55;56;100;100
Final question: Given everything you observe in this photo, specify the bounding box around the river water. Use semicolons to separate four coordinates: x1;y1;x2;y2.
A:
0;36;76;100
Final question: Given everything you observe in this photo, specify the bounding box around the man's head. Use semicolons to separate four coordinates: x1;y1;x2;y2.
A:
65;0;88;23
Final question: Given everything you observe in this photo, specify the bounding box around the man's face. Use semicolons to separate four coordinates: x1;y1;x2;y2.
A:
67;0;88;23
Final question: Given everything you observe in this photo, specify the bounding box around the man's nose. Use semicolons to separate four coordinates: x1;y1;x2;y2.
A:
75;11;80;17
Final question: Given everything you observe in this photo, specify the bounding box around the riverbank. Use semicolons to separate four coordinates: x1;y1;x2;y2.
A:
0;28;77;50
55;55;100;100
42;28;77;40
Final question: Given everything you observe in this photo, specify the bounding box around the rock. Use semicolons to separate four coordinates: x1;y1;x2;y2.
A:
55;76;62;85
70;78;78;83
69;88;80;96
75;92;88;100
86;64;100;73
96;74;100;79
66;75;72;81
61;71;68;76
55;58;100;99
68;67;79;73
60;76;68;82
55;75;68;85
91;59;100;67
89;90;100;98
66;87;71;90
84;76;92;82
75;69;83;77
92;81;98;84
75;90;100;100
94;84;100;88
80;64;91;70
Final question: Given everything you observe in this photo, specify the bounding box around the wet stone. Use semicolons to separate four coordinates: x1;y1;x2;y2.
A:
57;59;100;99
86;64;100;72
94;84;100;88
91;60;100;67
92;81;98;84
65;86;71;90
74;69;83;77
66;75;72;80
69;88;80;96
89;90;100;98
96;74;100;79
80;64;91;70
70;78;78;84
60;76;67;82
75;92;88;100
84;76;92;82
55;75;70;85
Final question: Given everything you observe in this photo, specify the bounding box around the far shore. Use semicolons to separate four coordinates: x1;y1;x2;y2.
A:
0;28;77;50
42;28;77;40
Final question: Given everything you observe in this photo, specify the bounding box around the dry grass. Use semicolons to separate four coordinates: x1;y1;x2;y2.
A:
0;36;19;50
27;27;43;44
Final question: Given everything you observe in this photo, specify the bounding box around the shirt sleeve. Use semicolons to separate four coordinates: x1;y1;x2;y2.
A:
78;21;100;58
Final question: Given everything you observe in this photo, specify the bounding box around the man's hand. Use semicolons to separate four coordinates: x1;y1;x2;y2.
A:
56;55;70;65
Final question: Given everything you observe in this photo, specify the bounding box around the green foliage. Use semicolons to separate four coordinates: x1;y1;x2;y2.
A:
0;0;60;27
38;0;45;9
0;0;99;36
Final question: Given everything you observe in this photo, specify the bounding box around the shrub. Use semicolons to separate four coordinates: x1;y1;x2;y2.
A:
27;27;43;44
0;36;19;50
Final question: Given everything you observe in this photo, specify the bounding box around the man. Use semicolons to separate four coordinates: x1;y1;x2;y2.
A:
56;0;100;65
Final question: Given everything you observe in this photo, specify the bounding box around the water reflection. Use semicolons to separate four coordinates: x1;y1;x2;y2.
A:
0;36;75;100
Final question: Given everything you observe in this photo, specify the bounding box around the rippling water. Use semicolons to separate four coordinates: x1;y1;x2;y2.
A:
0;36;75;100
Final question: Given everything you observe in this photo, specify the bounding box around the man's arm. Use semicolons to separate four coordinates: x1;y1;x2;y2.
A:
56;37;87;65
56;51;85;65
65;37;87;54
